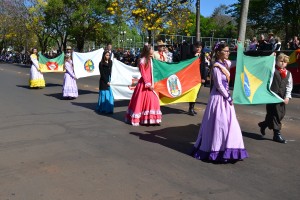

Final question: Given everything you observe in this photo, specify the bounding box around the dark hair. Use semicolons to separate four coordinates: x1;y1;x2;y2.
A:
31;47;37;54
194;41;203;48
139;43;152;67
100;50;111;64
213;42;229;60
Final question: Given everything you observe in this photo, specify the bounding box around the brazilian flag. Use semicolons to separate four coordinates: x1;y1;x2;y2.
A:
233;43;283;105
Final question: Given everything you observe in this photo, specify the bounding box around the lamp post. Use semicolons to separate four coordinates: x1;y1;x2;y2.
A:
211;29;216;48
120;31;126;50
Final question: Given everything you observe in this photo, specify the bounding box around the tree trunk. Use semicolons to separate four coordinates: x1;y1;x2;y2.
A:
238;0;250;44
196;0;201;42
76;37;85;52
62;33;68;53
147;30;152;44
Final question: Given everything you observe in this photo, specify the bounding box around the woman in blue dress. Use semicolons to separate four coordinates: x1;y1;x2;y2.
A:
96;50;114;114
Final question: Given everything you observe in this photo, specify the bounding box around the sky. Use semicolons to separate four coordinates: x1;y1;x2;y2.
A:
200;0;238;17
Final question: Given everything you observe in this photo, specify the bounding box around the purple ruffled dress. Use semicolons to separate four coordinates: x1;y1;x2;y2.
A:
62;60;78;98
193;62;248;162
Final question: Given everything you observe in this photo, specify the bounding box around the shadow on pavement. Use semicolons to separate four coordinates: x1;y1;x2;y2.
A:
98;110;127;122
45;89;98;100
46;83;63;87
71;101;127;122
242;131;273;141
71;102;97;110
16;83;62;90
130;123;200;155
16;85;34;89
161;106;187;115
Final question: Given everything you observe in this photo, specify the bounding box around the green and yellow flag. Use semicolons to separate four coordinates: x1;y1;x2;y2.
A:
38;52;65;72
233;43;283;104
288;49;300;64
153;57;201;105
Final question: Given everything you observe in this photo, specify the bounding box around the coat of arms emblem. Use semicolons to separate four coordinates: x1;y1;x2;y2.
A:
46;61;58;70
167;74;182;97
128;75;139;90
84;59;94;72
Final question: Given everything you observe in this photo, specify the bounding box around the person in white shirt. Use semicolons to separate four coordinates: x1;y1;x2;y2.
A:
106;43;114;60
153;40;167;62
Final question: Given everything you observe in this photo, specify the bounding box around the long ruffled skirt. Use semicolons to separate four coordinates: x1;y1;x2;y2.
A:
125;79;162;126
62;73;78;98
29;66;45;88
96;88;114;114
192;93;248;162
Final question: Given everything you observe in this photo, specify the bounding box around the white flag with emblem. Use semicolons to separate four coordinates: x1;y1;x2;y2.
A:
73;48;104;78
110;59;141;99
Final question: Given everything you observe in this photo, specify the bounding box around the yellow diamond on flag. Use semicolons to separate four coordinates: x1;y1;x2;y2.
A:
240;66;263;103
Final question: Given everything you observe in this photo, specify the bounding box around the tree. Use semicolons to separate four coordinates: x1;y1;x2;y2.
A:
26;0;53;53
66;0;110;52
107;0;193;43
44;0;70;52
228;0;300;44
0;0;35;52
210;4;238;39
238;0;249;43
44;0;110;52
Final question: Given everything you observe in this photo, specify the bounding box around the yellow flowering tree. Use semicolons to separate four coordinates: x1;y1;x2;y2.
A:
26;0;53;53
107;0;193;43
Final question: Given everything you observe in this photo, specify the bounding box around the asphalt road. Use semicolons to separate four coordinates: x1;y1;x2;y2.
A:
0;62;299;200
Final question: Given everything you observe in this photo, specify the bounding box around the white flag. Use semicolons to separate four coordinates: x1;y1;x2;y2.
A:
110;59;141;99
73;48;104;78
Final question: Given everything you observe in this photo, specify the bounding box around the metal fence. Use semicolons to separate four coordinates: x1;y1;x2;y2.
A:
158;34;237;49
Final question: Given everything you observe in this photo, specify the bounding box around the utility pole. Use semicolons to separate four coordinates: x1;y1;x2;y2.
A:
238;0;250;44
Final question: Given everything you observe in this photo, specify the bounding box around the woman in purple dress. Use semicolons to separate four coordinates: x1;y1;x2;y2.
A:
62;54;78;99
191;43;248;162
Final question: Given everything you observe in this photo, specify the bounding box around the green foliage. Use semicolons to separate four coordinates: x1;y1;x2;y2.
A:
228;0;300;41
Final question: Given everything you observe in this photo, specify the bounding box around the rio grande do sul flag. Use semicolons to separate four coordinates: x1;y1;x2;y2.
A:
38;52;65;72
73;48;104;78
110;59;141;99
233;42;283;104
153;57;201;105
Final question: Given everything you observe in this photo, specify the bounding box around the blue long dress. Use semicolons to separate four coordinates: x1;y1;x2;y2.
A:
96;60;114;113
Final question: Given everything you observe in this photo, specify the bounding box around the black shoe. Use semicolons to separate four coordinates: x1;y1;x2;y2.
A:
273;134;287;144
188;109;195;116
193;109;197;115
258;122;266;136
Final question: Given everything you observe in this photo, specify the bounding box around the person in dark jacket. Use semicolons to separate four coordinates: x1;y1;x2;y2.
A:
96;50;114;114
188;41;207;116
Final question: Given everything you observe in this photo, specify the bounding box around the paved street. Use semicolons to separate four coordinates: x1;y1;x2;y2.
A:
0;62;299;200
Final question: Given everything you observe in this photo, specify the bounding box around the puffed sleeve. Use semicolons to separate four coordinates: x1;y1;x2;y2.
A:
139;58;152;88
30;55;40;71
285;71;293;99
65;62;75;78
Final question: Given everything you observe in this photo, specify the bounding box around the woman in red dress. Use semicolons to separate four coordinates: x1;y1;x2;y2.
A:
125;43;162;126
